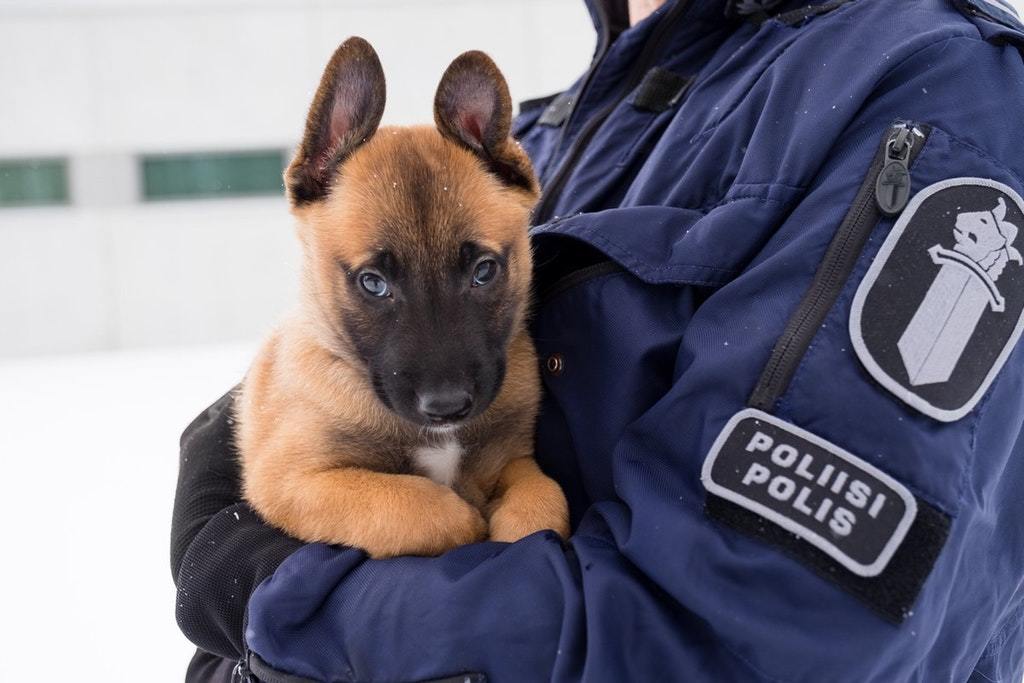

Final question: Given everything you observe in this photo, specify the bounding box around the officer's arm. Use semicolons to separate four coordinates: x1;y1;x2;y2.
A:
241;34;1024;683
171;390;303;660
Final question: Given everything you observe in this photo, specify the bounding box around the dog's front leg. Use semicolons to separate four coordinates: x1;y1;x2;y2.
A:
487;457;570;543
248;464;487;558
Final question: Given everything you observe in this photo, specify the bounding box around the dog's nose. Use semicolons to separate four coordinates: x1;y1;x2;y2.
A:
417;389;473;423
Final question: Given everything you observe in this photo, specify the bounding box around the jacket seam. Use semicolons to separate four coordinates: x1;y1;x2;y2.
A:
704;191;795;212
717;642;795;683
942;131;1024;192
930;131;1024;513
729;181;808;192
544;192;782;280
690;32;806;143
954;374;984;512
878;32;986;85
967;599;1024;681
553;227;739;279
541;193;788;284
697;31;981;147
688;0;864;142
971;669;1000;683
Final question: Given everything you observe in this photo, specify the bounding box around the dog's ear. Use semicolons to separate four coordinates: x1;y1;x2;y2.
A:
286;37;386;206
434;51;536;193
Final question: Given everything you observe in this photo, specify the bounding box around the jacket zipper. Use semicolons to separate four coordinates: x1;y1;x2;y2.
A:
532;0;692;226
748;122;931;411
241;649;320;683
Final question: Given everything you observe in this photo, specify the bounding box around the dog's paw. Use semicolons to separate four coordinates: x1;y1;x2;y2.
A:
433;486;489;549
488;477;570;543
364;481;487;559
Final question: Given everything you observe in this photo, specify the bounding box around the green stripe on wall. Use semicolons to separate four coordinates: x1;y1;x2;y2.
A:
141;150;287;200
0;159;69;207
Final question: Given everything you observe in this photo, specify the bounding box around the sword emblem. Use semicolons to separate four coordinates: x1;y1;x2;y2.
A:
899;198;1023;385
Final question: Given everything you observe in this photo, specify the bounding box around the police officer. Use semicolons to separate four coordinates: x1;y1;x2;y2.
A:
172;0;1024;680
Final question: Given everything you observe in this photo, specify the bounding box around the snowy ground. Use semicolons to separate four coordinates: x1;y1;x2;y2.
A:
0;342;256;681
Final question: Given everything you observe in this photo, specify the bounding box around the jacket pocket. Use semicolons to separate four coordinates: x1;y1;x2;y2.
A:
748;121;932;411
537;259;625;306
530;205;736;289
530;182;806;291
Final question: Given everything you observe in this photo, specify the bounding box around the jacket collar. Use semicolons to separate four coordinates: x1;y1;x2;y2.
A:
582;0;841;42
583;0;630;44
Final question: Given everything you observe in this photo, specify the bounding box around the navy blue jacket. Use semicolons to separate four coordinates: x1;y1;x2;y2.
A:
173;1;1024;680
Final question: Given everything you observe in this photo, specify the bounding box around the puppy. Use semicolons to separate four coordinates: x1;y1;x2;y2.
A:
235;37;570;558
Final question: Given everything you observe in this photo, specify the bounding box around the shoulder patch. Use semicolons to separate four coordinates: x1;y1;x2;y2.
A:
850;178;1024;421
702;409;950;622
702;409;916;577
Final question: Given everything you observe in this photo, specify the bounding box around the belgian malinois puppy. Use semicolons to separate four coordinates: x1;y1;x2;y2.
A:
236;37;569;558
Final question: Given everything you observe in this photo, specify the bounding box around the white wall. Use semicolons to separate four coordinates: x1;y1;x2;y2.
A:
0;0;595;357
5;0;1023;359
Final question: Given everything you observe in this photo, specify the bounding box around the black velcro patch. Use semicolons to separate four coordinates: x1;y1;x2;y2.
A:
702;409;950;623
727;0;852;26
725;0;785;18
774;0;852;26
631;68;691;113
538;91;575;128
851;178;1024;422
518;93;559;115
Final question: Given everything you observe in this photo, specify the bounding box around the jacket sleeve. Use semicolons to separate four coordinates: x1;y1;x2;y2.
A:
171;390;304;660
241;33;1024;683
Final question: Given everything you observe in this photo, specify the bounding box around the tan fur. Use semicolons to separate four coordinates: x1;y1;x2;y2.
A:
235;45;568;558
488;457;572;543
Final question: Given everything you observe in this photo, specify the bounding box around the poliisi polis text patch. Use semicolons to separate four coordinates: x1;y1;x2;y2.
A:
702;409;915;576
702;409;950;622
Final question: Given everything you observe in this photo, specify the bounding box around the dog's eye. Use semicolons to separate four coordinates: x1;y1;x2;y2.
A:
472;259;499;287
358;272;390;297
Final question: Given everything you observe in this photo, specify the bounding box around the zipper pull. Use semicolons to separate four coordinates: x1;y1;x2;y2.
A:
232;656;253;683
875;125;915;217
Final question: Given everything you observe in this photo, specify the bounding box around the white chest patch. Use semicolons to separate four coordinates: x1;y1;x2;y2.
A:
413;439;463;488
